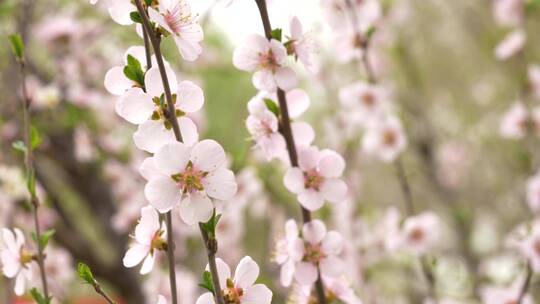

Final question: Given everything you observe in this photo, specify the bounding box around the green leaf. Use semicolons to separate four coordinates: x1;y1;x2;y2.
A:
130;11;143;23
198;271;214;293
39;229;55;249
77;262;96;285
144;0;153;5
12;140;27;153
123;55;145;87
366;26;377;40
263;98;280;117
30;125;42;150
27;169;36;197
30;288;51;304
200;210;222;236
8;34;24;60
270;28;282;42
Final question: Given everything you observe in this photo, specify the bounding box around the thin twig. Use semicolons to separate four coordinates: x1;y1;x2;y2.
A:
517;262;533;304
133;2;225;303
252;1;327;303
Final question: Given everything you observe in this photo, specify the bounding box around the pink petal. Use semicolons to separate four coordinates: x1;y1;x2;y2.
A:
291;122;315;147
195;293;215;304
144;176;181;213
104;66;132;95
209;258;231;289
234;256;259;289
116;88;154;124
320;178;348;204
135;206;160;244
321;231;344;255
190;140;226;172
140;253;155;275
178;116;200;146
14;272;26;296
253;69;276;92
294;262;318;285
319;256;344;278
176;81;204;113
203;168;237;201
123;243;150;268
145;66;178;98
154;142;191;176
174;33;203;62
280;260;295;287
298;189;325;211
298;146;320;171
318;150;345;178
108;0;135;25
133;120;177;153
286;89;310;118
283;168;305;194
275;67;298;91
302;219;327;244
242;284;273;304
179;192;214;225
139;157;160;181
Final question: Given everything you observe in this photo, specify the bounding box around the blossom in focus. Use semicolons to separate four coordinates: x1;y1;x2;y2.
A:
123;206;166;274
104;46;148;96
233;34;298;92
143;141;237;225
494;29;526;61
1;228;34;296
196;256;272;304
399;211;441;255
148;0;204;61
284;146;348;211
287;16;317;73
362;115;407;163
293;220;345;286
274;220;305;287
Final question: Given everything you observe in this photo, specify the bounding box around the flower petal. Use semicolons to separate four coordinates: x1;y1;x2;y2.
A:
204;168;237;201
140;253;155;275
297;189;324;211
145;66;178;98
154;142;191;176
133;120;177;153
320;178;348;204
321;231;344;255
179;192;214;225
195;292;215;304
176;81;204;113
144;176;181;213
190;140;226;172
116;88;154;124
283;168;305;194
286;89;310;118
104;66;132;95
318;150;345;178
294;262;318;285
123;243;150;268
242;284;273;304
234;256;259;289
302;219;326;244
178;116;199;146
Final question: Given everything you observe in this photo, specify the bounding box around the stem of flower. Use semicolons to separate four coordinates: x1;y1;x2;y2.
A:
92;282;117;304
199;224;224;304
133;2;226;303
395;158;415;216
517;262;533;304
16;53;50;299
252;1;326;303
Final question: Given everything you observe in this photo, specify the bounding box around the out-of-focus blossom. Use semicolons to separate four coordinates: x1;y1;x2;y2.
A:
143;141;237;224
287;16;317;73
518;220;540;272
196;256;272;304
284;146;348;211
362;115;407;163
148;0;204;61
399;212;441;255
39;246;73;298
494;29;526;61
290;277;362;304
499;101;528;139
123;206;166;274
526;172;540;213
493;0;523;27
339;81;389;127
528;64;540;99
436;142;470;189
144;268;197;304
0;165;27;201
32;84;61;110
233;34;297;92
274;220;305;287
1;228;35;296
480;276;534;304
294;220;344;285
74;126;97;162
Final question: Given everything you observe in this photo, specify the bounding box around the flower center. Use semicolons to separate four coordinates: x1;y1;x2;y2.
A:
222;278;243;304
408;227;424;243
307;288;337;304
151;94;185;130
360;92;375;107
171;161;207;194
383;129;397;146
19;248;34;266
303;243;326;264
164;2;193;35
150;230;167;254
304;170;324;191
259;50;280;71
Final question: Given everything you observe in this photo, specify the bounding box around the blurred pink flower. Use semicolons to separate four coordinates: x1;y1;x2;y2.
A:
287;16;317;73
495;29;526;61
493;0;523;27
400;212;441;255
362;115;407;163
500;101;527;139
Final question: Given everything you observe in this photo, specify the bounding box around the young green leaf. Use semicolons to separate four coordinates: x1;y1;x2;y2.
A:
8;34;24;60
77;262;96;285
30;125;42;150
263;98;280;117
130;11;143;24
198;271;214;293
30;288;51;304
270;28;282;42
123;55;145;87
27;169;36;197
39;229;56;249
12;140;27;153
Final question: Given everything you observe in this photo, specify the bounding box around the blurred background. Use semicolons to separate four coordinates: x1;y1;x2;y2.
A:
1;0;540;303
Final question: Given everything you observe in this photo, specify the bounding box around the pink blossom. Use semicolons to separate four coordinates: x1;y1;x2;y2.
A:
362;115;407;163
287;16;317;73
528;64;540;99
400;212;441;255
1;228;34;296
156;295;167;304
293;220;345;285
495;29;526;61
480;276;534;304
233;34;298;92
526;173;540;213
291;276;362;304
274;220;305;287
500;101;528;139
123;206;166;274
104;46;149;96
196;256;273;304
493;0;523;27
143;141;237;224
518;220;540;272
148;0;204;61
284;146;348;211
339;81;389;127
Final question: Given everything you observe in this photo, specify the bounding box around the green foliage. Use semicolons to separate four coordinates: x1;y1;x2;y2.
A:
27;169;36;197
8;33;24;60
30;125;42;150
40;229;55;249
77;262;96;285
130;11;142;24
123;55;145;87
263;98;280;117
30;288;51;304
198;271;214;293
12;140;26;153
200;210;221;236
270;28;282;42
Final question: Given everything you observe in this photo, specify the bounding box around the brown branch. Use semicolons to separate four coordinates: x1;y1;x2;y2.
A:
517;262;533;304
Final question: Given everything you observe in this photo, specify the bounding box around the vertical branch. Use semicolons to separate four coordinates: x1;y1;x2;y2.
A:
252;1;326;303
395;158;415;216
517;262;532;304
132;2;225;303
14;42;50;299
